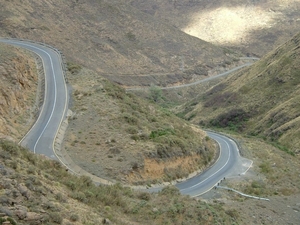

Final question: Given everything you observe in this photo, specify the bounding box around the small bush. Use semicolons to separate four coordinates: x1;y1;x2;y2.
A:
50;212;63;224
70;213;79;222
27;166;36;174
126;126;138;134
71;191;87;203
55;193;66;202
210;108;250;131
0;140;20;156
0;217;17;225
137;192;151;201
7;217;17;225
67;62;82;75
150;128;175;139
159;186;180;197
131;134;140;141
123;113;138;125
66;181;76;191
225;209;239;220
149;85;163;102
259;162;271;174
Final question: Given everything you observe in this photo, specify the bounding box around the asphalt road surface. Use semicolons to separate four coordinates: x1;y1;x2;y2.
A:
126;61;255;91
1;39;252;196
0;39;68;159
147;131;252;196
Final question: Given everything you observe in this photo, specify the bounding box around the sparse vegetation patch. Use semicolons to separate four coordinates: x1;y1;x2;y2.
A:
0;141;236;225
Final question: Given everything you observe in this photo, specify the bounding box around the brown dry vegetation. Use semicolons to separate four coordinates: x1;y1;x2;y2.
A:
0;140;237;225
0;44;38;142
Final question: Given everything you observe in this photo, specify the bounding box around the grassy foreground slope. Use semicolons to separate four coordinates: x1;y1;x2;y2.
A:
179;32;300;154
0;140;236;225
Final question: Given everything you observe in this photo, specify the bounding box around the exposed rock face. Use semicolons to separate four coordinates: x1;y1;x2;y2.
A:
0;43;38;141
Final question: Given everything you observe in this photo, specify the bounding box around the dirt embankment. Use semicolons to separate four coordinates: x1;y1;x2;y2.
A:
0;43;38;141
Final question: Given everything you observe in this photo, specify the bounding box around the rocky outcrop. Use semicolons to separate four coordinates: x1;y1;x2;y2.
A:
0;44;38;141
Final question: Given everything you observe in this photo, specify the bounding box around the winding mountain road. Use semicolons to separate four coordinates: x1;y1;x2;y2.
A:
178;131;252;196
148;131;252;196
0;39;68;159
126;60;256;91
0;39;252;196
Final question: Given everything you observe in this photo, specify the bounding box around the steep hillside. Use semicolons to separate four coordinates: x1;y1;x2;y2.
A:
179;32;300;154
0;140;236;225
126;0;300;57
0;43;38;141
64;67;216;184
0;0;239;88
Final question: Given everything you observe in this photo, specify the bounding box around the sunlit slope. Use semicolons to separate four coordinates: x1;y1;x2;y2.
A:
0;0;237;87
180;32;300;153
127;0;300;56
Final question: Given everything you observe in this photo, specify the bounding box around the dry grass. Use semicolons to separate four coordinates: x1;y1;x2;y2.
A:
0;140;237;225
177;32;300;154
222;133;300;197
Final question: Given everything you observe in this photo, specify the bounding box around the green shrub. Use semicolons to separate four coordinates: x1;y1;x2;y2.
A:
0;140;20;156
259;162;271;174
122;113;138;125
126;126;138;134
67;62;82;75
50;212;63;224
27;165;36;174
159;186;180;197
55;193;65;202
7;217;17;225
225;209;239;220
150;128;175;139
210;108;250;131
70;214;80;222
71;191;86;202
137;192;151;201
149;85;163;102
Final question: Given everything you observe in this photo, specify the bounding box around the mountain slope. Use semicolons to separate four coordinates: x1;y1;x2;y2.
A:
0;0;239;87
179;32;300;153
64;67;217;184
125;0;300;57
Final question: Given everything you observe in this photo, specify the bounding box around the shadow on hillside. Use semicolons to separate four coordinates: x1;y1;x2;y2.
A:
129;0;300;56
